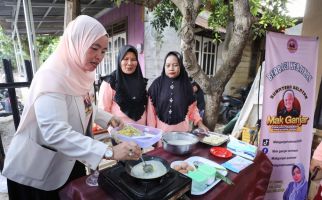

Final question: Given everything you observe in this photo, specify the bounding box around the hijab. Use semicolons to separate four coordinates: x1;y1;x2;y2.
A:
148;51;195;125
16;15;107;133
103;45;148;121
289;163;307;199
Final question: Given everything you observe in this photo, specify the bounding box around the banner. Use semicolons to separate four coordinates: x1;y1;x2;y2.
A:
260;32;319;200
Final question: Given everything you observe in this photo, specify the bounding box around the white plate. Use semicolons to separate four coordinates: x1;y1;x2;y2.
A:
199;132;229;146
184;156;228;195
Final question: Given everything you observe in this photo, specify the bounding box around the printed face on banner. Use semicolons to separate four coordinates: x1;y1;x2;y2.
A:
292;167;302;183
265;83;309;132
287;38;298;53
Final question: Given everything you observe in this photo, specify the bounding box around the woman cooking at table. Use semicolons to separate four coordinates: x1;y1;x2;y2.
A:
147;51;208;141
2;15;141;200
98;44;148;125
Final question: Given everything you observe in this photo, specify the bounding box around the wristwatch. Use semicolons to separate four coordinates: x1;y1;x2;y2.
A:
104;147;114;160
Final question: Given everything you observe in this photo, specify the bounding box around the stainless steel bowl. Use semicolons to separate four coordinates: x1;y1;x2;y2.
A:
162;132;199;155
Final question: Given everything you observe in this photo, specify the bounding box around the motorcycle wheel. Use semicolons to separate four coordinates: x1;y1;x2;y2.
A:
222;109;238;124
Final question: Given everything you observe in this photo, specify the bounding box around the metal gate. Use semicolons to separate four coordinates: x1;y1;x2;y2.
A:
0;59;33;170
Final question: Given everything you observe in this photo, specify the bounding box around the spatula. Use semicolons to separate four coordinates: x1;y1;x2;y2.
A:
140;157;153;173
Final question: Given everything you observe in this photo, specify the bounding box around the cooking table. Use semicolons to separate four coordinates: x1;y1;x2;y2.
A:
59;142;273;200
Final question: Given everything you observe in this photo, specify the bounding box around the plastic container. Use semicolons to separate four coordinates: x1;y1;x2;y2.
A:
187;170;208;191
111;123;163;148
197;164;216;185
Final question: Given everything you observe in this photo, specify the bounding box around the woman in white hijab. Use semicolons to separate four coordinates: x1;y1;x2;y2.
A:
2;15;142;200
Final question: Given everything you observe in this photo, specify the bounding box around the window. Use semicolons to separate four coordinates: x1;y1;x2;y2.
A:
96;19;127;78
195;36;218;76
96;32;127;78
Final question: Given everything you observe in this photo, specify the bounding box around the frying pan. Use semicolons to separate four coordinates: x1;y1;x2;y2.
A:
122;155;171;182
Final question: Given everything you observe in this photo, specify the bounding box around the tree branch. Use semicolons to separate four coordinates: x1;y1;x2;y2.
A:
213;0;252;91
171;0;184;14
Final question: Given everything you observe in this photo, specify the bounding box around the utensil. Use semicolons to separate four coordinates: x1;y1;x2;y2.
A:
131;132;155;139
162;138;169;144
193;160;234;185
122;155;170;181
162;132;199;155
191;128;210;137
311;167;320;180
140;156;154;173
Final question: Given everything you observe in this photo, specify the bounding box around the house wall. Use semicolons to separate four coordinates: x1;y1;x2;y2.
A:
302;0;322;101
98;3;145;74
144;10;181;86
119;8;252;95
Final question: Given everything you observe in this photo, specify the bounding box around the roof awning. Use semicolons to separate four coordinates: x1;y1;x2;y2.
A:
0;0;114;35
196;10;226;33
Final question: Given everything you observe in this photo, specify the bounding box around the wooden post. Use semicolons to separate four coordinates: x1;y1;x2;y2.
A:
64;0;81;29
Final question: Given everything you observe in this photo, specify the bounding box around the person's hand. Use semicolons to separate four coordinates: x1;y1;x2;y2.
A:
197;121;209;132
156;140;163;148
310;158;322;173
109;116;124;128
112;141;142;161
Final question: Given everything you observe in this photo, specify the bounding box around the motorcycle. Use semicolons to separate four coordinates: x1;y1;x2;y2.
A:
219;86;250;124
0;89;24;117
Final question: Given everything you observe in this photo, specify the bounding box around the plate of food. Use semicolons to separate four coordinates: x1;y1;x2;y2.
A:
199;132;229;146
111;123;163;148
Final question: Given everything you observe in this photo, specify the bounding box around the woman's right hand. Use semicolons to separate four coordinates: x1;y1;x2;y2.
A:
112;141;142;161
109;116;124;128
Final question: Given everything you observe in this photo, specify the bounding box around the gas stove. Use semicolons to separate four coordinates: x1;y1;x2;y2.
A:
98;163;192;200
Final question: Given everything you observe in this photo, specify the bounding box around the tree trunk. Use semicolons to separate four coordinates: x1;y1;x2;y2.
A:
174;0;252;130
129;0;253;131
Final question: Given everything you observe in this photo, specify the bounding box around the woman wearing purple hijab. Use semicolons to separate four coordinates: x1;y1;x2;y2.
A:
283;163;308;200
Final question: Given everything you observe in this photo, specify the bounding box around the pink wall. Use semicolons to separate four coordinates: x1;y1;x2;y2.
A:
98;3;146;75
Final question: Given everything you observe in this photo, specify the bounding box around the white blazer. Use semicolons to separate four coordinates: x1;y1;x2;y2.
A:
2;92;112;190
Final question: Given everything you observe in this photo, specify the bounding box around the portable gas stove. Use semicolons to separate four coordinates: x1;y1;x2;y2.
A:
98;163;192;200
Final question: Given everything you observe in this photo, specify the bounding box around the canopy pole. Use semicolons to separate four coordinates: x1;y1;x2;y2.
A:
22;0;39;74
64;0;81;29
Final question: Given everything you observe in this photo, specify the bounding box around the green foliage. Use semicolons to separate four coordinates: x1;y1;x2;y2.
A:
150;0;181;34
36;35;59;64
151;0;296;42
249;0;296;39
0;25;59;69
113;0;124;7
208;0;296;40
207;0;231;42
0;26;16;69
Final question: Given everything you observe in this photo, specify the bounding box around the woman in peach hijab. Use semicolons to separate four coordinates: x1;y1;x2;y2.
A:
2;15;141;200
